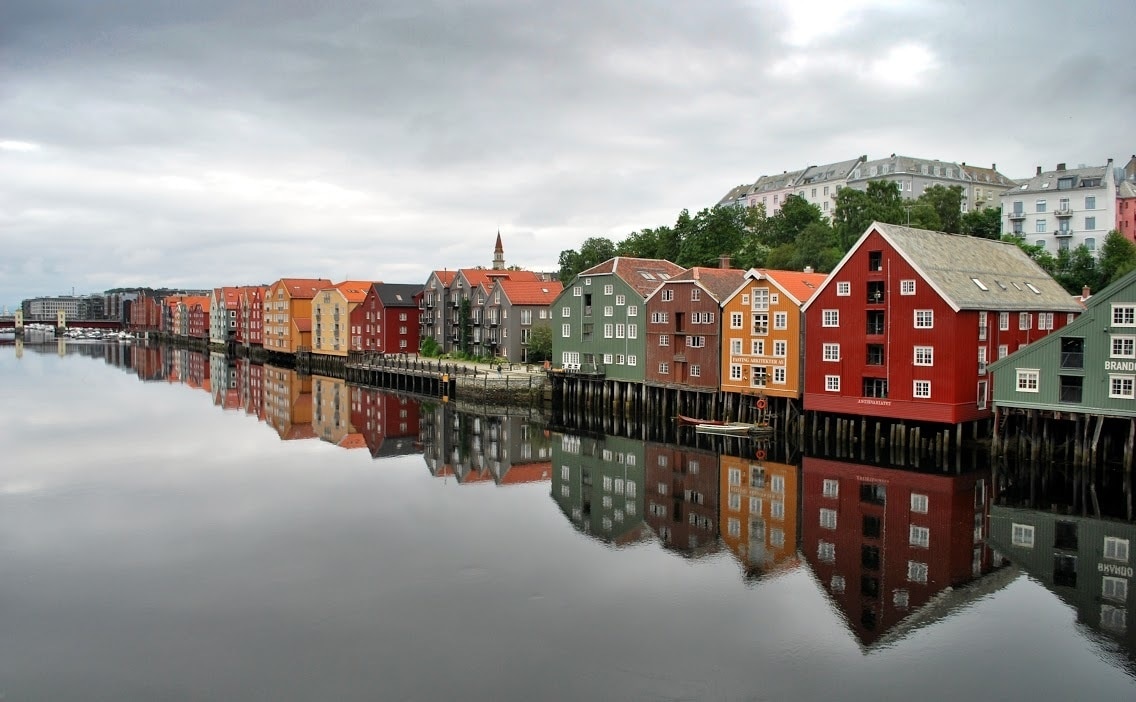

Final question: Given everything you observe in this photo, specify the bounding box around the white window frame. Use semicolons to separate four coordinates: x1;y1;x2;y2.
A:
1104;537;1129;562
914;346;933;366
900;279;916;295
1016;369;1040;393
909;525;930;548
773;312;788;330
822;309;839;327
911;493;928;514
731;312;743;329
819;508;837;530
1109;374;1135;399
825;375;840;392
823;343;840;361
1012;523;1035;547
1111;336;1136;359
836;282;850;297
914;309;933;328
822;479;839;498
1112;304;1136;327
913;380;931;398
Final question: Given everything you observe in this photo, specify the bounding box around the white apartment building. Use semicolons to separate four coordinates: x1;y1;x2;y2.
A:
1000;161;1116;255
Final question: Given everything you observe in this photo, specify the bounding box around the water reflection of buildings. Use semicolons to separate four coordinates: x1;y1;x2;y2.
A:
989;459;1135;673
551;433;651;545
801;456;1009;649
645;443;720;557
420;404;551;485
350;384;421;458
264;364;315;441
235;357;266;420
209;352;240;410
719;453;799;578
312;375;353;446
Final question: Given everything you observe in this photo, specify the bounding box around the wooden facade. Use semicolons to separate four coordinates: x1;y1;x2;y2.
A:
352;283;424;354
263;278;332;355
644;442;721;556
803;222;1080;425
644;266;744;392
718;453;799;578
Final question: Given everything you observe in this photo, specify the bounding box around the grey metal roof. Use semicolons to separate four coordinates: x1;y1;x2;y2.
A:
873;222;1083;312
375;283;424;307
848;155;968;183
798;157;863;186
751;169;805;192
1003;165;1108;196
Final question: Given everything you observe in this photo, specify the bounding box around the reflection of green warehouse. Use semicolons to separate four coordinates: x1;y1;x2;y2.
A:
988;506;1134;671
551;433;650;545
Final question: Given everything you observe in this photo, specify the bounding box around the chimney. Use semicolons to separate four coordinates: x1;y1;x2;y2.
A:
1082;285;1091;300
1036;166;1042;176
1057;163;1066;171
992;163;996;171
719;255;731;269
804;265;814;274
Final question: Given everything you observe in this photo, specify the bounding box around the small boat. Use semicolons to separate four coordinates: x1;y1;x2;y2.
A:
694;422;775;436
676;414;728;426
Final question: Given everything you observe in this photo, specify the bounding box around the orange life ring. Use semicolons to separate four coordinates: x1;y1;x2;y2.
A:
756;449;767;460
756;398;767;410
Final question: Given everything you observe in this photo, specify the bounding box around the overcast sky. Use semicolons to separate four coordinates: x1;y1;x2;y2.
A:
3;0;1134;310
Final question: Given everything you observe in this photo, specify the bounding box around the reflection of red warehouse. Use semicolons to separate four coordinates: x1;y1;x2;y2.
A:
644;443;721;556
351;386;421;458
801;456;992;646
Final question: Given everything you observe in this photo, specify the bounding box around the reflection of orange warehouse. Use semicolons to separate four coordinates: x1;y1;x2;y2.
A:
264;365;316;440
719;454;799;577
720;268;826;402
264;278;333;355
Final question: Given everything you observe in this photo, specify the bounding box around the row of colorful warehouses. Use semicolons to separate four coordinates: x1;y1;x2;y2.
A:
550;220;1136;431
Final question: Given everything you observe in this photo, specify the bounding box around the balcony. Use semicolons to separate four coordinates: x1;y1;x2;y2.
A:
1008;210;1026;221
1054;228;1074;238
1055;208;1073;218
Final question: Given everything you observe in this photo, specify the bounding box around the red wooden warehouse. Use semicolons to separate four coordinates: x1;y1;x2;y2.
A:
351;283;424;354
802;222;1081;425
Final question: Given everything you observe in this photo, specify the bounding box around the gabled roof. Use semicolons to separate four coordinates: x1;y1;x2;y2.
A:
752;169;806;193
579;256;686;297
798;157;863;186
958;163;1016;188
803;222;1082;313
733;268;828;307
375;283;424;307
1119;180;1136;199
651;267;746;303
497;462;552;485
1004;165;1109;196
214;286;241;310
183;295;211;311
327;280;374;304
496;280;564;306
337;433;367;450
293;318;311;332
276;278;334;299
717;183;752;206
457;268;541;288
428;270;456;288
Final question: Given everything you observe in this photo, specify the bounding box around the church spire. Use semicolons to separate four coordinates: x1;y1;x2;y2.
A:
492;230;505;270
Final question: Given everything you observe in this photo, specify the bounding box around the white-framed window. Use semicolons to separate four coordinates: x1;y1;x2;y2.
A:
773;367;786;384
604;305;613;317
914;346;933;365
689;336;705;348
1113;304;1136;327
823;343;840;361
627;305;637;316
1019;312;1032;330
773;340;787;357
728;492;742;511
729;338;742;354
822;309;839;327
751;339;764;355
911;493;928;513
914;310;933;328
818;541;835;562
659;334;669;347
771;501;785;521
1111;336;1136;358
691;287;701;301
900;279;916;295
728;467;742;485
1011;523;1035;547
771;475;785;493
615;294;625;306
1038;312;1054;330
573;286;582;297
731;312;743;329
604;324;614;338
1109;375;1135;399
603;353;613;364
690;364;701;377
836;282;850;297
562;306;570;317
661;289;673;302
615;323;626;338
825;375;840;392
999;344;1009;359
729;364;743;380
604;284;613;295
727;518;741;537
774;312;788;330
978;346;987;375
561;323;571;337
627;324;637;339
909;525;930;548
627;355;637;366
907;561;928;583
1103;576;1128;601
651;311;668;324
913;380;931;398
999;312;1009;330
1016;369;1040;393
819;508;837;530
752;288;769;311
658;362;670;375
822;479;839;498
752;366;767;387
1104;536;1130;562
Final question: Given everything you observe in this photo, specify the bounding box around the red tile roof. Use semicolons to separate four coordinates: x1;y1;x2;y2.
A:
431;271;457;287
293;318;312;332
460;268;541;288
498;280;564;305
666;267;747;301
499;462;553;485
337;433;368;450
580;257;686;297
329;280;375;304
756;269;829;305
278;278;334;299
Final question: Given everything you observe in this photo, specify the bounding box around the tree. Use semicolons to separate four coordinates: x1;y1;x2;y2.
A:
914;184;964;233
458;298;473;355
526;323;553;363
1003;235;1057;276
557;236;617;284
767;195;823;247
905;200;942;232
833;180;904;248
960;207;1002;239
1097;230;1136;288
1052;246;1101;295
420;336;440;357
675;205;762;268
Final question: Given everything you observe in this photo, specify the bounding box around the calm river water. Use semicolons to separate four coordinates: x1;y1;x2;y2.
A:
1;342;1134;701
